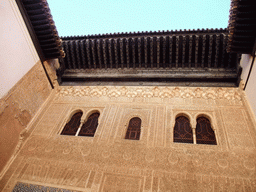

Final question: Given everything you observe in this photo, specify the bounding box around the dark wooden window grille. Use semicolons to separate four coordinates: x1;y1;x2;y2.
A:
78;112;100;137
125;117;141;140
173;116;193;143
61;112;82;135
196;117;217;145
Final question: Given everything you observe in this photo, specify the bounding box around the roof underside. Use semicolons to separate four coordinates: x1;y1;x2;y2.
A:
227;0;256;53
16;0;64;60
58;29;241;87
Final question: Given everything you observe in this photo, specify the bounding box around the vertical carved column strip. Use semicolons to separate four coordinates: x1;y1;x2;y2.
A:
120;38;124;69
138;37;142;68
80;40;86;69
75;40;81;69
132;38;136;68
86;39;91;69
144;37;148;68
195;35;199;68
175;36;179;68
97;39;102;69
156;36;160;68
150;37;154;68
182;35;186;68
188;35;192;67
214;34;220;68
221;34;227;68
162;36;166;67
126;38;130;68
169;36;173;68
208;35;213;68
114;39;119;68
91;39;97;69
70;41;76;69
102;39;107;69
201;35;206;68
108;39;113;69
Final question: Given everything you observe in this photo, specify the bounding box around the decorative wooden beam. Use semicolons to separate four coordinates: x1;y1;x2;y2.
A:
126;38;130;68
150;37;154;68
144;37;148;68
169;36;173;68
120;38;124;69
108;39;113;68
195;35;199;68
214;34;220;68
70;41;76;69
175;36;179;68
97;39;102;69
157;36;160;68
188;35;192;67
91;39;97;69
114;39;119;68
132;38;136;68
201;35;206;68
221;34;227;68
182;35;186;68
162;36;166;66
75;40;81;69
208;35;213;68
138;37;142;68
86;39;91;69
102;39;107;69
80;40;86;69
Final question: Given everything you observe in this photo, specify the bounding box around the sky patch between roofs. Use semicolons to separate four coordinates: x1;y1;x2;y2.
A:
47;0;230;37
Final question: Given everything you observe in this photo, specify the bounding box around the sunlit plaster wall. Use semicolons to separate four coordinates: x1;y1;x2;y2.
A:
0;0;39;98
240;54;256;117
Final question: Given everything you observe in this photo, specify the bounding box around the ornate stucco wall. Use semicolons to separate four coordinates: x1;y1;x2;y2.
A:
0;61;52;175
1;85;256;191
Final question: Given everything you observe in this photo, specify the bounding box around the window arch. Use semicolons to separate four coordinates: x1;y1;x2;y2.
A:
196;117;217;145
173;116;193;143
61;111;83;135
125;117;141;140
78;112;100;137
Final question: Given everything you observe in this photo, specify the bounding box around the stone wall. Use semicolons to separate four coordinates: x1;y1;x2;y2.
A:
1;85;256;191
0;61;52;174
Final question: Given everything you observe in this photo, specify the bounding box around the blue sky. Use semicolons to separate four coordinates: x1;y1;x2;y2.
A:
47;0;231;37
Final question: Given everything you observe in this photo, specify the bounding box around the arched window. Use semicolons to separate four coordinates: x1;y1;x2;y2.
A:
78;112;100;137
173;116;193;143
196;117;217;145
61;112;83;135
125;117;141;140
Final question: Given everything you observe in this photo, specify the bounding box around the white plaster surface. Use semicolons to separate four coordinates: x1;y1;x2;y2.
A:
241;54;256;118
0;0;39;98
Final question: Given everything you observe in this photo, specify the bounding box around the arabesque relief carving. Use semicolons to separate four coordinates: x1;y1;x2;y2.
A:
56;86;242;101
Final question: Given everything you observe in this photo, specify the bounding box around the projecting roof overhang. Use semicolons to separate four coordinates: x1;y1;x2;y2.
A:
58;29;241;87
227;0;256;54
16;0;64;61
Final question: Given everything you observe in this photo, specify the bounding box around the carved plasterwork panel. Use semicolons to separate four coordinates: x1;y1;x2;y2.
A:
55;86;243;106
1;85;256;192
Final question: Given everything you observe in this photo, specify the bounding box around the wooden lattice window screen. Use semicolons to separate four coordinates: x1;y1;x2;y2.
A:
78;112;100;137
173;116;193;143
125;117;141;140
196;117;217;145
61;112;83;135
